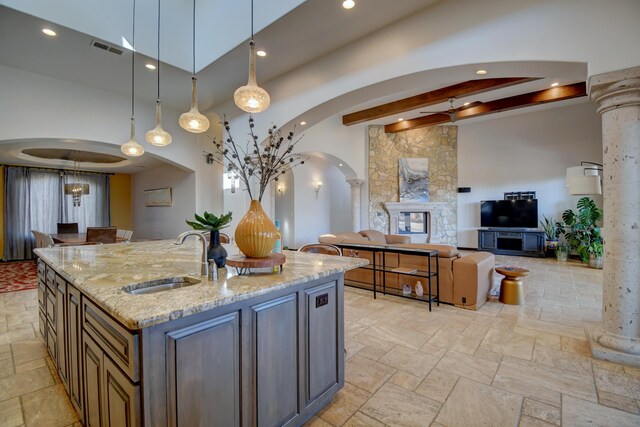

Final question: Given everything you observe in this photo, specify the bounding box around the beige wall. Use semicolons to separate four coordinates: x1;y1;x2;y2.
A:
110;174;132;231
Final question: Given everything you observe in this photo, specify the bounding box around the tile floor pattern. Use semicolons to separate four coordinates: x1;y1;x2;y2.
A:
1;255;639;426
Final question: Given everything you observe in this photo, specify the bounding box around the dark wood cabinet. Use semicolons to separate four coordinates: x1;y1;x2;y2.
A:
103;356;140;427
83;331;104;427
55;276;69;392
478;229;545;257
67;285;84;420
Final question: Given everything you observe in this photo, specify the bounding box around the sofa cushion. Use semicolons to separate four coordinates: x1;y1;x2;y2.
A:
319;232;370;244
395;243;460;258
359;229;387;243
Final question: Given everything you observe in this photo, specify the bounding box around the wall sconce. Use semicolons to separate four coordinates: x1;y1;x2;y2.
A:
277;184;285;194
227;173;240;193
314;181;323;199
203;151;214;164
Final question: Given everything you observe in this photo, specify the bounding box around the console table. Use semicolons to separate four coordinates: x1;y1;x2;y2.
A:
334;243;440;311
478;229;545;258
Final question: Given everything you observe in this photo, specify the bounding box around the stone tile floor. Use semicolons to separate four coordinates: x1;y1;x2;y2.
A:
1;255;639;426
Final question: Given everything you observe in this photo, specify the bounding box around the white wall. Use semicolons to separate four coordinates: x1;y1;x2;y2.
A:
274;171;295;249
291;156;351;248
457;101;603;248
132;165;196;240
0;65;223;221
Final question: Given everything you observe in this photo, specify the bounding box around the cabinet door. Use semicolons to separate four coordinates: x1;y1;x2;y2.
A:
479;231;496;249
523;233;540;252
68;285;84;419
251;294;299;427
56;276;69;392
103;356;140;427
305;282;338;403
83;332;104;427
166;311;241;427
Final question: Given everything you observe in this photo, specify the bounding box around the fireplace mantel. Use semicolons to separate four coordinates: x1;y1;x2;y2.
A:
384;201;447;243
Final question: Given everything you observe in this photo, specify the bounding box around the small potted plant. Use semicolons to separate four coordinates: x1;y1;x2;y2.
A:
186;211;232;267
555;242;570;262
588;240;604;269
540;215;561;256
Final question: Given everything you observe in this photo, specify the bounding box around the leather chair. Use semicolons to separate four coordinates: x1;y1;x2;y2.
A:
57;222;79;234
298;244;342;256
86;227;117;244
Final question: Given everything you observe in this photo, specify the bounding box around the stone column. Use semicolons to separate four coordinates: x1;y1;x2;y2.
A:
588;66;640;367
347;179;365;232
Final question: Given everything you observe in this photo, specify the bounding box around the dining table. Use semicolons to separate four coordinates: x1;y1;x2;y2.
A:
50;233;128;244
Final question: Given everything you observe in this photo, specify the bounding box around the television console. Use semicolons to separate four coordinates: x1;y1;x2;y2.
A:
477;228;545;258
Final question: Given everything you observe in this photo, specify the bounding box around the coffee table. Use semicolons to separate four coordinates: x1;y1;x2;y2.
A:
495;266;529;305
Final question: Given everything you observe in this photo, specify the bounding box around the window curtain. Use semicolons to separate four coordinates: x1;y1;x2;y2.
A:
3;166;110;261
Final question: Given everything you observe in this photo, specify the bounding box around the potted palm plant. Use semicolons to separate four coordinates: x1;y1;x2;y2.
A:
559;197;603;268
186;211;233;268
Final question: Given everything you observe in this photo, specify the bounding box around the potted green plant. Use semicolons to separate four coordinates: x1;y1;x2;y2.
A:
559;197;603;267
540;215;561;255
588;240;604;269
555;242;570;262
186;211;233;267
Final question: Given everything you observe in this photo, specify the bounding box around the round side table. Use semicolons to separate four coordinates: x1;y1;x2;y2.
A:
495;266;529;305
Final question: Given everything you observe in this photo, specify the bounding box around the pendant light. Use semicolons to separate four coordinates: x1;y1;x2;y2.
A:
145;0;172;146
121;0;144;157
234;0;270;113
179;0;210;133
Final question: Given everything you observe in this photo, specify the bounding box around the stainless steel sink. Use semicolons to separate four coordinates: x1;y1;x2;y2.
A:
122;276;201;295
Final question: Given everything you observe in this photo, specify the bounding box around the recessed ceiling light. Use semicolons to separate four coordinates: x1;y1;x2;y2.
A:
339;163;343;167
475;69;488;75
342;0;355;9
256;50;267;57
550;82;560;87
463;102;470;106
300;121;307;125
42;28;57;37
145;63;156;70
397;118;404;121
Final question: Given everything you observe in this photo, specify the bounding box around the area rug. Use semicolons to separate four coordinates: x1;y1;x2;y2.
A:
0;260;38;293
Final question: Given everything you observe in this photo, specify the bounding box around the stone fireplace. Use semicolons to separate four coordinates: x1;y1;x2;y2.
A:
384;201;446;243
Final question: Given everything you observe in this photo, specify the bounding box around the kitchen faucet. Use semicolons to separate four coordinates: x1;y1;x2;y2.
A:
174;231;208;278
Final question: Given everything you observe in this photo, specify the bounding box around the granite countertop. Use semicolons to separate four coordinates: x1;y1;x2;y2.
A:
34;240;367;330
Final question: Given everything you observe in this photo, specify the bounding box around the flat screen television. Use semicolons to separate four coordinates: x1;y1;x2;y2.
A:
481;199;538;228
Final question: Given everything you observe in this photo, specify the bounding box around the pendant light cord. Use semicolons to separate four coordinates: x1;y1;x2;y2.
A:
192;0;196;76
156;0;161;100
250;0;254;40
131;0;136;118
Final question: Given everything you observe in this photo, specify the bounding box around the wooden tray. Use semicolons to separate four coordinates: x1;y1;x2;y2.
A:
226;253;286;269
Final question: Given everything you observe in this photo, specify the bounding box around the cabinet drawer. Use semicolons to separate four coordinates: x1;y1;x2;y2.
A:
37;259;45;275
46;287;56;328
46;266;56;290
46;325;57;362
82;298;139;382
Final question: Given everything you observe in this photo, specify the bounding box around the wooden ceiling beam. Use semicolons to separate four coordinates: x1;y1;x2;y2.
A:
342;77;539;126
384;82;587;133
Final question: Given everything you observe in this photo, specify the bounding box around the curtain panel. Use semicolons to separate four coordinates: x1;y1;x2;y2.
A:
3;166;111;261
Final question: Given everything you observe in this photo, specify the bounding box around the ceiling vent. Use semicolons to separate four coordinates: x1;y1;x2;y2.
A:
90;40;123;56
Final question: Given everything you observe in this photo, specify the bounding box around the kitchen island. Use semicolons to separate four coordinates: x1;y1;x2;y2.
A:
34;240;367;427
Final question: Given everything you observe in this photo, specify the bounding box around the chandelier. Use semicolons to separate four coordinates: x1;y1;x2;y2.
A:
64;157;89;207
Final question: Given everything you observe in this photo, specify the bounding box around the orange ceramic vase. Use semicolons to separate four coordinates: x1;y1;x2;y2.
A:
234;200;279;258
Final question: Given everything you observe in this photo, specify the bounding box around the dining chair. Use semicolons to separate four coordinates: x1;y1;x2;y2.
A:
123;230;134;241
86;227;117;244
42;234;56;248
116;229;126;238
298;244;342;256
57;222;79;234
220;232;230;244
